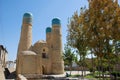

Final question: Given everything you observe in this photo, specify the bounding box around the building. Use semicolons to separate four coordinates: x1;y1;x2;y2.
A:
0;45;8;67
6;60;16;69
16;13;64;76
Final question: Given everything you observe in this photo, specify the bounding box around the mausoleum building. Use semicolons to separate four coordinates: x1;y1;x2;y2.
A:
16;13;64;75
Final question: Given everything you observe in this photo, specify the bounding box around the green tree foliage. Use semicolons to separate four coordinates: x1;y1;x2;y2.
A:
67;0;120;78
63;45;76;75
86;1;120;78
67;7;89;76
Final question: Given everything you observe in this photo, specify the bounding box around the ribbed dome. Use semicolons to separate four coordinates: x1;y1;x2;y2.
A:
35;40;46;44
52;18;61;26
46;27;52;33
23;12;33;18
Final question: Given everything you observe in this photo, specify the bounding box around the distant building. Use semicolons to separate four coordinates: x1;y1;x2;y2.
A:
6;60;16;69
0;45;8;67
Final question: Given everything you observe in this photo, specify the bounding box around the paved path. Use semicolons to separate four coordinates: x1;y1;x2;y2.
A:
44;71;90;77
43;71;91;80
0;64;5;80
65;71;91;80
65;71;90;75
5;70;91;80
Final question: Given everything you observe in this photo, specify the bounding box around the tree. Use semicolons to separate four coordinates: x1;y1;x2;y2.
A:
63;44;76;75
67;7;89;76
67;0;120;79
86;0;120;79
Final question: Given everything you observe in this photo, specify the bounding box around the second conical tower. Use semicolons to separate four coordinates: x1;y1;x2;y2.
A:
51;18;64;74
17;13;33;54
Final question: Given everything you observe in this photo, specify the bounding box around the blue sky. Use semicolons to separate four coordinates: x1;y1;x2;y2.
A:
0;0;120;61
0;0;88;61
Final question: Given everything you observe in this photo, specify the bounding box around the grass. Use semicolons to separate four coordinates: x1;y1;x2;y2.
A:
85;74;95;78
85;73;97;80
66;71;120;80
85;74;111;80
84;71;112;80
67;72;111;80
69;74;81;77
69;73;97;80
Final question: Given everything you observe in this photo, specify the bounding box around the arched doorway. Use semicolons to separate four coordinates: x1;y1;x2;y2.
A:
42;65;45;74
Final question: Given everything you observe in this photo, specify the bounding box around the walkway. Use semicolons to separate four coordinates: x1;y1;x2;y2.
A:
42;71;91;80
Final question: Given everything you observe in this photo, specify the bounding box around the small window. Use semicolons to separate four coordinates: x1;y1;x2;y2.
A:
42;53;47;58
43;49;45;52
51;45;53;48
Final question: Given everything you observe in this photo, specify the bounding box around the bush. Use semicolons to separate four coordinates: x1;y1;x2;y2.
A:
111;72;120;77
89;68;95;73
85;73;96;79
69;74;81;77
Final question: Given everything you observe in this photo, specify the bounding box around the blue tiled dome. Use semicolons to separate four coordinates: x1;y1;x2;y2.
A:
46;27;52;33
23;12;32;18
52;18;61;26
23;12;32;24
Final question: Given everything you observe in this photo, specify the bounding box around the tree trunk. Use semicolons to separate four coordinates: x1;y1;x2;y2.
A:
83;56;86;76
100;57;104;80
97;57;100;80
80;54;84;77
70;64;72;76
91;52;95;74
82;66;83;76
108;59;112;80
